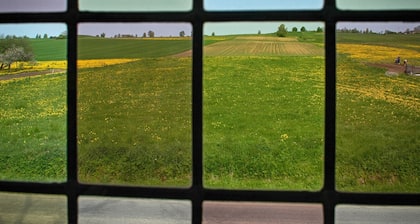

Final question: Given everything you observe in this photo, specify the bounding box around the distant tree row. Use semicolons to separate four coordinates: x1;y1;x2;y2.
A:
35;34;49;39
102;30;189;38
336;27;374;34
337;26;420;34
276;24;323;37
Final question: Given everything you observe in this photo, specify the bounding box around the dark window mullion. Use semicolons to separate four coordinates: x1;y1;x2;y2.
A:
323;1;337;224
192;1;204;223
67;0;79;223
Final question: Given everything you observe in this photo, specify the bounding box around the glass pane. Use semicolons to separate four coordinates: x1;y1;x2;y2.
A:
203;22;325;190
205;0;323;11
0;0;66;12
336;205;420;224
337;0;420;10
79;197;191;223
0;23;67;182
0;192;67;223
204;201;323;223
336;22;420;192
77;23;192;187
79;0;192;12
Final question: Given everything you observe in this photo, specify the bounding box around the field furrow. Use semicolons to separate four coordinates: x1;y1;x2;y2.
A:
204;37;323;56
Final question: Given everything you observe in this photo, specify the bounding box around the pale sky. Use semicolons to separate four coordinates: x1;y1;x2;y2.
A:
2;0;419;12
0;0;419;37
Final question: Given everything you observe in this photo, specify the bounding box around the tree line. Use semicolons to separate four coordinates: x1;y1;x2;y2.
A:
277;24;323;37
98;30;189;38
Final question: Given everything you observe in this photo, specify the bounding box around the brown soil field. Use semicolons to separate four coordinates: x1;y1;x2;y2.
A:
203;36;323;56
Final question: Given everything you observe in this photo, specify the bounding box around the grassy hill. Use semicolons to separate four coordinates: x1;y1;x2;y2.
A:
78;38;192;59
30;37;192;61
29;39;67;61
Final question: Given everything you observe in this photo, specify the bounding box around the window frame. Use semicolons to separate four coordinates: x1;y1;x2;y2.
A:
0;0;419;223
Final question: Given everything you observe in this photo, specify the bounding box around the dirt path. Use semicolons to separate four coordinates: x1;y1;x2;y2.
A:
367;63;406;74
0;69;66;81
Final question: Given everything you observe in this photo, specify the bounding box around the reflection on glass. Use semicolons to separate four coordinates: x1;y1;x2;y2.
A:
336;22;420;192
204;201;323;223
0;192;67;223
0;0;66;12
77;23;192;187
203;22;325;190
205;0;323;11
79;0;192;12
0;23;67;182
337;0;420;10
336;205;420;224
79;197;191;223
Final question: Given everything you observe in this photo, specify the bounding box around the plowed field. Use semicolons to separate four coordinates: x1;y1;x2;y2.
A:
204;36;323;56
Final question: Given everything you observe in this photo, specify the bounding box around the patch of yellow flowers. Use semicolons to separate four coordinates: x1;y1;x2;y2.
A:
77;59;139;68
9;59;139;72
337;44;419;63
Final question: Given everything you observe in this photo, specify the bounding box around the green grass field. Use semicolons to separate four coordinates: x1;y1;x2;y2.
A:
0;73;66;181
30;39;67;61
203;56;324;189
1;32;419;192
77;58;192;185
335;33;420;192
78;38;192;59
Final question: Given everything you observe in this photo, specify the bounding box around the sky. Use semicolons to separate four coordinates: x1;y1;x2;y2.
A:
1;0;419;12
0;0;419;37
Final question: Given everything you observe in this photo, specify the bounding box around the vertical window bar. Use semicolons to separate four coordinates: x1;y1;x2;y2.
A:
67;0;79;223
192;0;204;223
324;0;337;224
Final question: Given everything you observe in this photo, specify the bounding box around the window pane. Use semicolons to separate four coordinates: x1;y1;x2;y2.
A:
336;22;420;192
77;23;192;187
0;192;67;223
205;0;323;11
203;22;325;190
0;23;67;182
0;0;66;12
79;197;191;223
336;205;420;224
204;201;323;223
337;0;420;10
79;0;192;12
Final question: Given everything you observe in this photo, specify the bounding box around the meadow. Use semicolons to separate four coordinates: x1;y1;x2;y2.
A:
336;33;420;192
203;56;324;189
0;33;418;192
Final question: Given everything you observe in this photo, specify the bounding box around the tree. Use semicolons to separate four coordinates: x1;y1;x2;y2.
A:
100;32;106;38
179;30;185;37
0;38;34;70
292;27;298;32
316;27;323;32
57;30;67;39
300;26;306;32
258;30;261;35
0;46;33;70
211;32;215;36
148;30;155;38
276;24;287;37
142;32;147;38
43;33;48;39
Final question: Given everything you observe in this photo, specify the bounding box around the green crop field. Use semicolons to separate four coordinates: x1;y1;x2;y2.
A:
1;32;419;192
30;39;67;61
78;37;192;59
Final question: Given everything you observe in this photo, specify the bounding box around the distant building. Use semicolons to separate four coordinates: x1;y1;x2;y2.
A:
414;25;420;34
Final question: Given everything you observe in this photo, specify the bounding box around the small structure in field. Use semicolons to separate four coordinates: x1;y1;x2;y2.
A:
405;64;420;76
